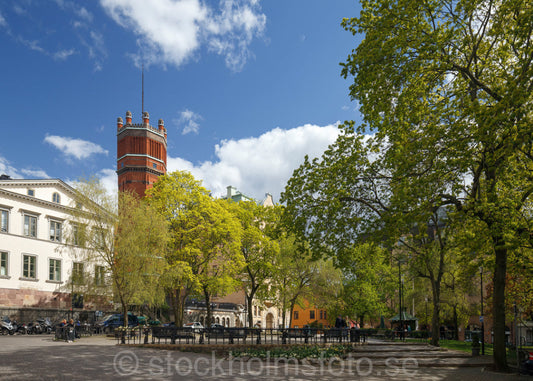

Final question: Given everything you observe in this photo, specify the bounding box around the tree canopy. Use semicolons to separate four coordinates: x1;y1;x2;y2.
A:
283;0;533;371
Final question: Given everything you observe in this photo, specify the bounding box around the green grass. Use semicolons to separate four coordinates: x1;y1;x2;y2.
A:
437;340;533;364
438;339;493;355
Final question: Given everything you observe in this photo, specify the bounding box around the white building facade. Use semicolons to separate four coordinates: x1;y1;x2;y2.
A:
0;178;107;320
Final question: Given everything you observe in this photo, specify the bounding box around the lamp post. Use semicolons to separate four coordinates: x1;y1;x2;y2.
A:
479;266;485;356
398;260;403;340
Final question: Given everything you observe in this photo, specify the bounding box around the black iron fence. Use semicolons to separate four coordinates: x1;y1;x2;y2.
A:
114;327;367;346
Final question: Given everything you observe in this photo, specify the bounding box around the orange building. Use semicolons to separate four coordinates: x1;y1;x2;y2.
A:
291;300;329;328
116;110;167;197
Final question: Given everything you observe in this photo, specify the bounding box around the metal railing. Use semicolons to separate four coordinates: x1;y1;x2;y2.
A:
114;327;367;346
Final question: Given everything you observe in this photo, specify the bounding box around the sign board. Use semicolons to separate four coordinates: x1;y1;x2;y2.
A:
479;315;484;322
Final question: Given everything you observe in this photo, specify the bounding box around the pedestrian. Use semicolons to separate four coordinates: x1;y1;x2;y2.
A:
334;315;343;328
67;319;75;342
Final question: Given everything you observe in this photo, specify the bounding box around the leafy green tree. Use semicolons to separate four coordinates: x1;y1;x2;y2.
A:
270;233;342;328
147;171;244;326
281;124;457;345
339;0;533;370
65;179;168;328
230;200;280;328
340;243;395;328
146;171;203;326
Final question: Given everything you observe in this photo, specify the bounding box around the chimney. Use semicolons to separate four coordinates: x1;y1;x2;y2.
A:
227;185;237;199
143;111;150;126
117;117;123;130
125;111;132;125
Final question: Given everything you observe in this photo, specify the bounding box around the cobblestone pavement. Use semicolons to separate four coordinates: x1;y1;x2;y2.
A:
0;335;527;380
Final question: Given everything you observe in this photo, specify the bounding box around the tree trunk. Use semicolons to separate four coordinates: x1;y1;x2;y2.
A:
122;304;129;329
203;287;212;327
246;293;254;328
430;282;440;346
288;299;297;328
453;305;459;340
492;244;508;371
170;287;186;326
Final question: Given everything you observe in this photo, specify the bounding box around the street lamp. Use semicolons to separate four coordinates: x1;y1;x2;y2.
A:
479;266;485;356
425;296;428;338
398;260;403;340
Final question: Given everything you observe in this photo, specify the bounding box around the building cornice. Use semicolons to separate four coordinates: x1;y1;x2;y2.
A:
0;188;76;214
117;126;166;140
117;153;166;166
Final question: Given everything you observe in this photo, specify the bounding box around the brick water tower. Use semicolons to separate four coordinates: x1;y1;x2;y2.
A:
116;110;167;197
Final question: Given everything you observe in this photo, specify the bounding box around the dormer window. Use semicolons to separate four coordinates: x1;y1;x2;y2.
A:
27;189;35;197
52;193;61;204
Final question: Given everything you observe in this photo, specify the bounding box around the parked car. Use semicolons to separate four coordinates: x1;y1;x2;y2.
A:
96;313;138;333
183;322;203;333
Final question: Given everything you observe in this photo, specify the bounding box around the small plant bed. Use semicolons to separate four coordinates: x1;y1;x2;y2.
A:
230;344;355;360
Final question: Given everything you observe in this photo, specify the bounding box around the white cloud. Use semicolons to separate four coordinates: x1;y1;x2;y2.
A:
174;109;202;135
100;0;266;71
167;123;341;202
0;156;21;179
0;12;6;28
97;168;118;197
20;169;51;179
12;5;26;16
53;48;76;61
44;135;109;160
76;6;93;22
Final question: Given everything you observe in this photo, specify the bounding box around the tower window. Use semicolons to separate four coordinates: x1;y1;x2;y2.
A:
153;163;157;169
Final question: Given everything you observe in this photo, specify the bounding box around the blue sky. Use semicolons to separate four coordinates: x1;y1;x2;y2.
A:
0;0;363;202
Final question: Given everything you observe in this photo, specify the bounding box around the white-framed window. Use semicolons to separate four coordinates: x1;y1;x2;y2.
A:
52;192;61;204
73;262;84;284
95;265;105;286
49;220;62;242
0;251;8;276
49;258;61;282
22;254;37;279
0;209;8;233
72;223;86;246
27;189;35;197
93;227;106;250
23;214;37;237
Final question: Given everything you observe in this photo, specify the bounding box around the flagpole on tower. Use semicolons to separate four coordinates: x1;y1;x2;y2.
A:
142;64;144;115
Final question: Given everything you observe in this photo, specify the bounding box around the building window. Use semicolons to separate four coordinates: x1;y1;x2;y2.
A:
1;209;8;233
52;193;61;204
93;228;106;249
24;214;37;237
0;251;8;276
49;220;62;242
319;310;323;320
72;223;86;246
27;189;35;197
23;254;36;279
152;163;157;169
73;262;84;284
310;310;315;320
49;259;61;282
95;265;105;286
294;311;299;320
